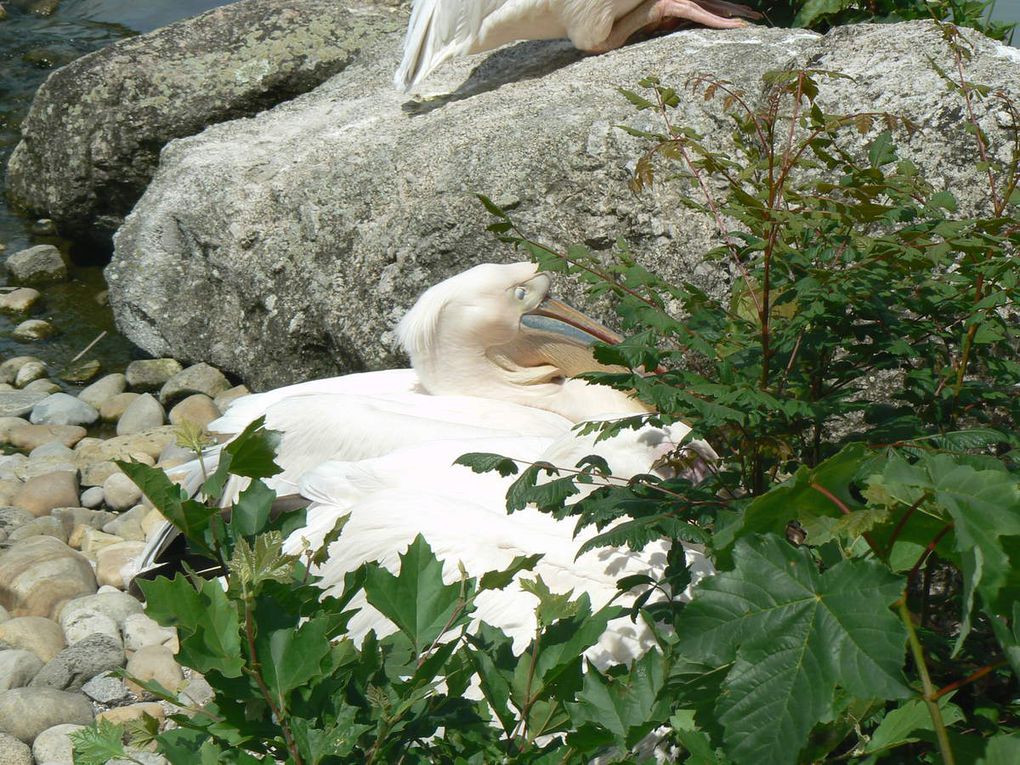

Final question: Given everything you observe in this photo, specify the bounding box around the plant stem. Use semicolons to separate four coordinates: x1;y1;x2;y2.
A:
933;660;1007;700
897;597;956;765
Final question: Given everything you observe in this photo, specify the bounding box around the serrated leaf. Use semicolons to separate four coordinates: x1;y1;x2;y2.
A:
363;534;469;653
677;535;909;765
864;696;964;754
70;719;127;765
260;615;336;704
479;553;543;591
222;418;283;479
226;532;297;589
454;452;520;477
230;479;276;538
138;574;244;677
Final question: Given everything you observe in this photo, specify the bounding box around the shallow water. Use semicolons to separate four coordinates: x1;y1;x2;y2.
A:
0;0;232;385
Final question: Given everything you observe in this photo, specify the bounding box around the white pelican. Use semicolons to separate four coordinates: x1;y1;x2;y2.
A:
395;0;762;91
133;262;715;669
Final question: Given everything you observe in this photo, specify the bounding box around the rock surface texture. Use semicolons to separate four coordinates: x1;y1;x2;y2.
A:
102;19;1020;389
4;0;407;245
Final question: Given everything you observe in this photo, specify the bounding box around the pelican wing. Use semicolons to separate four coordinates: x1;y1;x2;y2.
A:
394;0;510;90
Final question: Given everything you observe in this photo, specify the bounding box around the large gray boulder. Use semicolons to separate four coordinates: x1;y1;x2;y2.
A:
106;20;1020;389
4;0;408;246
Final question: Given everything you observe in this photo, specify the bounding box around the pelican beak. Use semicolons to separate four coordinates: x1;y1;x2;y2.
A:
522;297;623;347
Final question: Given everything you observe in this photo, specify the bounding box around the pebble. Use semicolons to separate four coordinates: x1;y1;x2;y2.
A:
76;528;124;558
99;391;139;422
50;508;114;538
0;289;40;314
0;391;48;418
0;651;44;691
159;363;230;406
59;591;142;630
75;428;176;466
0;418;27;443
0;688;93;744
6;516;67;544
31;723;83;765
122;614;177;653
14;361;48;389
97;702;165;727
30;634;125;691
77;373;126;410
125;360;182;392
0;509;33;537
101;472;143;511
13;471;79;517
81;672;130;704
60;609;121;647
79;486;104;508
168;393;220;429
0;732;32;765
0;537;97;618
11;319;56;342
102;506;147;542
0;359;37;386
116;394;165;436
0;618;65;663
213;384;250;412
124;645;184;694
7;423;86;451
22;378;61;395
4;245;67;286
95;542;147;589
30;393;99;427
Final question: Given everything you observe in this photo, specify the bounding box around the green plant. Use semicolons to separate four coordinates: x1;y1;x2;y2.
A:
74;21;1018;765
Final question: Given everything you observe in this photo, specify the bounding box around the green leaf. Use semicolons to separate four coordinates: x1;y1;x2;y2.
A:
139;574;244;678
478;553;543;591
260;615;336;705
568;651;669;747
70;719;127;765
118;460;217;554
978;733;1020;765
363;534;469;653
230;480;276;538
223;418;283;479
454;452;521;477
226;532;297;589
677;535;909;765
864;696;964;754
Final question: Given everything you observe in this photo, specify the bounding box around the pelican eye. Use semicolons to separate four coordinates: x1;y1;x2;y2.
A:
513;286;528;301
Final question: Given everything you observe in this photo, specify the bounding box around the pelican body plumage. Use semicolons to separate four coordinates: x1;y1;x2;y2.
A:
395;0;762;90
132;262;714;667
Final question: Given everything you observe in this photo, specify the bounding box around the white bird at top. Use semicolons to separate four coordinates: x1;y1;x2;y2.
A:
395;0;762;91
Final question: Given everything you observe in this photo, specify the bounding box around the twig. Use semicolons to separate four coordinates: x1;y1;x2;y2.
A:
933;660;1007;700
69;330;108;365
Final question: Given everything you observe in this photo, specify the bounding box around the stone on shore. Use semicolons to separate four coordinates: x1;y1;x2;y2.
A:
30;634;126;691
95;541;146;589
0;733;31;765
31;723;83;765
159;363;230;405
0;688;94;744
10;319;55;342
124;645;183;694
99;392;139;422
0;617;65;663
116;393;165;435
7;423;87;451
0;651;44;692
5;0;406;245
124;360;181;392
13;361;47;389
0;289;39;315
77;373;127;409
168;393;220;429
0;537;97;618
101;472;143;511
30;393;99;427
59;591;143;630
13;471;79;517
3;245;67;286
0;392;47;419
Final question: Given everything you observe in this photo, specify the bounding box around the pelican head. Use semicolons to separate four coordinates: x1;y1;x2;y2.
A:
396;262;649;421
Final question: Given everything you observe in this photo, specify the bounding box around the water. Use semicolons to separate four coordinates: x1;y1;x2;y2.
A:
0;0;233;386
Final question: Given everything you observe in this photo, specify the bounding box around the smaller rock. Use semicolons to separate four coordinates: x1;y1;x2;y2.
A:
21;378;60;394
14;361;47;388
30;219;57;236
79;486;104;508
7;423;86;450
0;359;38;386
77;373;126;409
125;359;182;392
60;609;122;646
0;650;44;691
101;514;145;543
122;614;177;653
0;536;97;618
11;319;56;342
96;702;164;726
76;527;124;557
159;363;230;406
4;245;67;285
50;507;114;537
6;516;67;544
31;722;83;765
13;471;78;517
0;391;47;418
0;617;65;662
0;508;33;536
168;393;220;429
98;391;139;422
141;509;166;539
179;672;214;707
0;417;27;442
0;732;31;765
95;541;146;589
0;455;27;481
60;359;101;384
81;672;130;704
0;288;41;314
30;394;98;427
213;384;250;412
78;460;120;487
0;480;21;506
124;645;183;694
58;591;143;629
101;472;142;511
116;394;164;436
0;688;93;744
30;633;125;690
